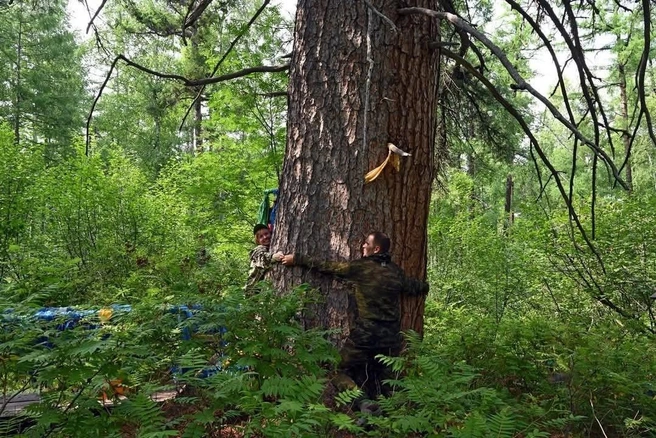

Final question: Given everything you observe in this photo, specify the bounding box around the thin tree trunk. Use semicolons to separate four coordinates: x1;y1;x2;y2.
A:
194;91;203;153
189;23;204;154
505;174;513;227
618;61;633;191
272;0;440;341
13;13;23;144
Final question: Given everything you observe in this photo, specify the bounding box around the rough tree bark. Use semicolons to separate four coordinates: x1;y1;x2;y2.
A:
271;0;440;341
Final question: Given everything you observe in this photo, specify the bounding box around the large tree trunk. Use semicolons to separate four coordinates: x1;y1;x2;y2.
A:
271;0;440;341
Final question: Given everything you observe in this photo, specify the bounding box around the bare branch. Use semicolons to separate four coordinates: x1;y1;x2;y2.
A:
637;0;656;147
440;47;604;266
536;173;556;202
184;0;214;31
530;144;544;200
85;0;108;34
617;111;643;184
504;0;577;127
81;0;112;57
180;0;199;45
568;137;578;235
86;56;121;155
398;6;629;190
257;91;288;98
559;252;651;330
117;55;288;86
0;380;31;416
614;0;634;13
597;122;629;136
556;0;617;160
592;154;598;239
363;0;398;31
42;367;105;438
428;41;459;49
440;0;472;58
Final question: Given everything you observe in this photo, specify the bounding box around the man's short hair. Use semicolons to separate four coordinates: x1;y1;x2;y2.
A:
253;224;269;235
368;231;391;253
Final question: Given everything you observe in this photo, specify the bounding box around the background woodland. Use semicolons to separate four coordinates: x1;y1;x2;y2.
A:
1;0;655;436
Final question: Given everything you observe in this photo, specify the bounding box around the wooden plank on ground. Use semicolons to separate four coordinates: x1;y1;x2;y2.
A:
0;394;40;418
1;389;181;418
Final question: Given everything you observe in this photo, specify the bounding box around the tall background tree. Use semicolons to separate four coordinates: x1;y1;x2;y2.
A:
0;0;87;159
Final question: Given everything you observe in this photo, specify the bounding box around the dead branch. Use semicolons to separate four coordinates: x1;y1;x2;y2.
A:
568;136;578;235
118;55;288;86
592;153;598;239
545;0;617;161
256;91;288;98
637;0;656;147
85;0;108;34
363;0;398;31
440;47;604;267
86;56;120;156
398;6;629;191
504;0;577;127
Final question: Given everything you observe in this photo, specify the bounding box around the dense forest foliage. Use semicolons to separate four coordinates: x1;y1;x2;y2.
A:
1;0;655;436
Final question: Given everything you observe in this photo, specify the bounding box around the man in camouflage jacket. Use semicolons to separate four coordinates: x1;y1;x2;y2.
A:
281;231;429;400
244;224;282;295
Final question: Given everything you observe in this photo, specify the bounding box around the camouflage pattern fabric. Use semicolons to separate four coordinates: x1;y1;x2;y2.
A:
293;252;429;398
244;244;275;295
334;324;403;399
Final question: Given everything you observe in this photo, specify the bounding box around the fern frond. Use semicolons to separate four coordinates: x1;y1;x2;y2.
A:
453;412;487;438
375;354;406;373
488;407;516;438
334;388;364;407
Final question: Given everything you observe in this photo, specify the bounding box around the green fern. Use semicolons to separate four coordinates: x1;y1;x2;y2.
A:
334;387;363;407
487;407;516;438
454;412;488;438
375;353;406;373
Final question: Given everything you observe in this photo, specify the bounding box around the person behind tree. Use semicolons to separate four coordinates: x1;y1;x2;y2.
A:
244;224;283;295
279;231;429;405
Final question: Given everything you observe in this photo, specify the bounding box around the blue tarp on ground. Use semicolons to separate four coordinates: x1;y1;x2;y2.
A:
1;304;232;378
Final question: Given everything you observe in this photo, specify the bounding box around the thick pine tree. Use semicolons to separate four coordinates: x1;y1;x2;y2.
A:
271;0;440;339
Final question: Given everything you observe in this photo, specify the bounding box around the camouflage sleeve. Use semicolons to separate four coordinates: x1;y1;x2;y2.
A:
252;246;274;269
403;276;429;297
293;253;356;279
244;246;275;291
